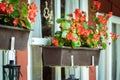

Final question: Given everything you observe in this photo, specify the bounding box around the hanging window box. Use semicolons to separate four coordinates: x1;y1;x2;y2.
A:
0;25;30;50
42;46;101;66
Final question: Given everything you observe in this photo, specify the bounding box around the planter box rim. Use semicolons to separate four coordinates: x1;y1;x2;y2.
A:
42;46;102;50
42;45;102;50
0;24;31;32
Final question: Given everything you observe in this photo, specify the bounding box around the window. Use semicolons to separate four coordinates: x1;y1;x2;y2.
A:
106;16;120;80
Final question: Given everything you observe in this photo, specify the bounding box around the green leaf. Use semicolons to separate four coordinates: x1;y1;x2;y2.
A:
22;18;31;29
88;34;93;38
2;0;8;2
83;22;88;29
98;23;103;27
56;18;65;23
55;31;61;38
59;39;65;46
87;42;93;48
62;22;70;30
72;41;81;48
4;18;8;23
22;2;28;17
90;26;94;30
11;10;20;18
61;31;69;38
102;43;107;49
93;41;98;47
9;0;20;7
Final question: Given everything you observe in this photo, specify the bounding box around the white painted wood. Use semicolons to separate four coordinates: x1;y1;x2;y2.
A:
55;67;61;80
80;66;89;80
54;0;61;32
96;66;98;80
106;16;120;80
27;0;42;80
80;0;88;21
65;0;79;15
116;24;120;80
105;18;112;80
98;50;105;80
28;41;33;80
54;1;61;79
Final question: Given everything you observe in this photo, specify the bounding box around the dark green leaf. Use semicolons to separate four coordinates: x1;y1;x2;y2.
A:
90;26;94;30
55;31;61;38
9;0;20;7
98;23;103;27
11;10;20;18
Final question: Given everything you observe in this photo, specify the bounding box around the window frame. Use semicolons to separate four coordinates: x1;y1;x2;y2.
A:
106;15;120;80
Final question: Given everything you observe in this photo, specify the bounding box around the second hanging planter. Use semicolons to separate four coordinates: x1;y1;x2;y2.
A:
42;46;101;66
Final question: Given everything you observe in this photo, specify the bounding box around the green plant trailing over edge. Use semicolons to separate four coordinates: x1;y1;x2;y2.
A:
0;0;38;30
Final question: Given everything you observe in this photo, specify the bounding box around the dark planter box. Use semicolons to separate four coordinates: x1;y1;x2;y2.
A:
0;25;30;50
42;46;101;66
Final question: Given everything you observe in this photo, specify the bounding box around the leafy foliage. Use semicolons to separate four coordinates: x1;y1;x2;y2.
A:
52;1;119;49
0;0;38;30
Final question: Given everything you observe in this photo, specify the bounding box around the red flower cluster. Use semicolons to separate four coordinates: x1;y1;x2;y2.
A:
13;18;18;26
52;1;119;49
0;2;14;14
52;37;59;46
12;2;38;27
0;0;38;30
66;32;78;41
110;32;119;40
74;9;86;22
93;1;101;11
28;2;38;23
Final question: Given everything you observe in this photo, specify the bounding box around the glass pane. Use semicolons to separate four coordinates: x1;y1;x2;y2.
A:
61;0;65;18
112;23;117;80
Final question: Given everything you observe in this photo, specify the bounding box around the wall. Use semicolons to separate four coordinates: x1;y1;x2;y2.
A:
16;0;42;80
16;0;28;80
98;0;120;17
16;50;28;80
0;51;3;80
